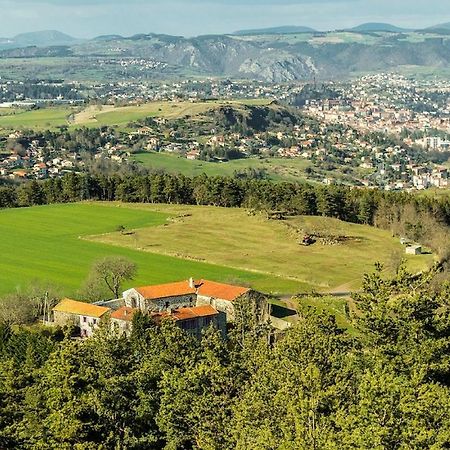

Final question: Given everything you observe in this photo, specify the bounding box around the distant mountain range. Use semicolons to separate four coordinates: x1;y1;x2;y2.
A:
1;25;450;82
233;26;317;36
0;30;78;48
346;23;410;33
425;22;450;32
0;22;448;47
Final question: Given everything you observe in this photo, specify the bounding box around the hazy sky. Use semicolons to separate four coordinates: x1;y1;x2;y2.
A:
0;0;449;38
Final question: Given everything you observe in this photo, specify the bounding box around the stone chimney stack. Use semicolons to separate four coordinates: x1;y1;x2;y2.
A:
189;277;195;289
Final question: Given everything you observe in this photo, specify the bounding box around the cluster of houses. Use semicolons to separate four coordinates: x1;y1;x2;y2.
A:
0;131;134;181
51;278;270;339
0;134;78;180
303;74;450;138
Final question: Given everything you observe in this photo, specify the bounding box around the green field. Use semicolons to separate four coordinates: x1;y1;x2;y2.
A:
0;99;272;131
0;107;74;130
72;99;271;127
270;295;357;333
89;203;434;293
0;203;306;298
132;151;312;182
0;202;434;299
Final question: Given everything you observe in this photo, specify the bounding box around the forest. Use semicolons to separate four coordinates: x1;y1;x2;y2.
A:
0;266;449;449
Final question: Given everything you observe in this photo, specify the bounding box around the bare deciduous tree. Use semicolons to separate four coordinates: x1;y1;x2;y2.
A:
88;256;137;299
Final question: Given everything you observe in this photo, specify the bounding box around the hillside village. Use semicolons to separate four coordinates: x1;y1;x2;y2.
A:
0;74;449;190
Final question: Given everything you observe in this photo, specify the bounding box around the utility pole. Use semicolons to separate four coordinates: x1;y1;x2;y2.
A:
43;291;49;324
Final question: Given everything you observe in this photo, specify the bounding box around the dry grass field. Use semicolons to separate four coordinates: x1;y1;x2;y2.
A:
88;203;435;293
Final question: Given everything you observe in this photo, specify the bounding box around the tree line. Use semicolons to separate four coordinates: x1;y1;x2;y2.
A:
0;266;449;449
1;172;450;259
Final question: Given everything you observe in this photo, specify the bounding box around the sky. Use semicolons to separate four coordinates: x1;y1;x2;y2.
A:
0;0;449;38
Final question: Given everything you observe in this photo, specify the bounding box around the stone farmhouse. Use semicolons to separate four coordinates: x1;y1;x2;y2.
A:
151;305;226;339
52;298;110;338
123;278;269;323
52;278;269;339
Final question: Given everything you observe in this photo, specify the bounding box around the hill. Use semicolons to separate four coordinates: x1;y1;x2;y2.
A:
0;99;274;130
13;30;77;47
1;28;450;81
233;25;316;35
425;22;450;33
93;34;125;41
348;22;408;32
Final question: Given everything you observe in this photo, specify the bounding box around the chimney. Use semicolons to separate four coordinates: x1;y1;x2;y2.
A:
189;277;195;289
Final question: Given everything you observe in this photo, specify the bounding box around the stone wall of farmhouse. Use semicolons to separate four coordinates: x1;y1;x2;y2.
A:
111;318;132;336
248;291;271;324
80;316;102;338
53;311;78;327
196;295;235;321
123;289;145;309
145;295;196;313
123;289;195;312
197;291;270;324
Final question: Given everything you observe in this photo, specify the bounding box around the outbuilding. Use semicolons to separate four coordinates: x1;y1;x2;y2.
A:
406;245;422;255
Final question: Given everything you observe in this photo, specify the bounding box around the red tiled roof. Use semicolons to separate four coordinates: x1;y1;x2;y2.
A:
136;281;196;300
135;279;250;302
197;280;250;302
53;298;110;319
151;305;218;323
110;306;136;322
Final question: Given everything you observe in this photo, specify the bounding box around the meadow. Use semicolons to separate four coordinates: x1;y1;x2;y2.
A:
0;99;272;131
71;99;271;127
131;151;312;182
0;106;74;130
89;203;434;294
0;203;305;298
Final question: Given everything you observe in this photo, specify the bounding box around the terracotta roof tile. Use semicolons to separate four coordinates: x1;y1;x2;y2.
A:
136;281;196;299
151;305;218;323
53;298;110;319
135;279;250;302
197;280;250;302
110;306;136;322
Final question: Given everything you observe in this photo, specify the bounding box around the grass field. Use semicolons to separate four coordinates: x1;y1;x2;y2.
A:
89;203;434;293
0;203;307;298
72;100;271;128
0;107;74;130
415;187;450;199
132;151;312;182
0;99;272;131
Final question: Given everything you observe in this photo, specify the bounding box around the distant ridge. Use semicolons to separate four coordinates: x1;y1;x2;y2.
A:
13;30;77;46
348;23;409;32
93;34;125;41
233;26;316;36
424;22;450;32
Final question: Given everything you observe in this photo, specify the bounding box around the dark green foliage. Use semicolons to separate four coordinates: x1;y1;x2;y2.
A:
0;268;449;449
